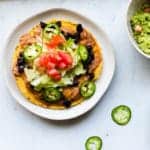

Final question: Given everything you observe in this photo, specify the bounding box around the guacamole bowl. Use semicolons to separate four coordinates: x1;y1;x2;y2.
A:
126;0;150;59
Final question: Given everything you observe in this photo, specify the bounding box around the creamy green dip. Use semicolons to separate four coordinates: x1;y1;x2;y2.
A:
130;4;150;54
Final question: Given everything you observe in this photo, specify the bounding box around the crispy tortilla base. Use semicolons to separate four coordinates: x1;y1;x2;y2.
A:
12;20;103;110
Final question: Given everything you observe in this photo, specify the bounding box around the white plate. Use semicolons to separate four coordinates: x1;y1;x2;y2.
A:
4;8;115;120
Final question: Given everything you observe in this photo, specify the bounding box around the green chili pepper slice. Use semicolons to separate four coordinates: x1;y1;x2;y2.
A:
85;136;102;150
23;44;42;61
43;88;61;102
44;23;60;40
111;105;132;126
80;81;96;98
78;45;88;61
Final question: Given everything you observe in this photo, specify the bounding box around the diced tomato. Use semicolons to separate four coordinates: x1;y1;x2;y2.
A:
53;74;61;81
58;51;73;65
37;49;72;80
46;62;55;70
57;62;67;69
47;53;57;64
46;35;65;49
47;69;61;81
38;53;57;67
46;43;55;49
38;55;49;67
55;54;62;62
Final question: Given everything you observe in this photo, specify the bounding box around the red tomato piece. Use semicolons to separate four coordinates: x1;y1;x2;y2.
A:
53;74;61;81
46;62;55;70
46;43;55;49
38;52;58;68
38;55;49;67
46;35;65;49
47;53;57;64
47;69;61;81
57;62;67;69
58;51;73;66
55;54;62;62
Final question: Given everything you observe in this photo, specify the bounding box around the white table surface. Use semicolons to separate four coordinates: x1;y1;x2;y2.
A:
0;0;149;149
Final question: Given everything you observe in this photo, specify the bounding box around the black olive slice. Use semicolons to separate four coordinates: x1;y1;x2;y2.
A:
40;21;47;29
18;65;25;73
77;24;83;33
63;100;71;108
56;21;61;27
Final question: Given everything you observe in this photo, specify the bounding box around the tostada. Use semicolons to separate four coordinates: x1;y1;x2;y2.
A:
12;19;103;109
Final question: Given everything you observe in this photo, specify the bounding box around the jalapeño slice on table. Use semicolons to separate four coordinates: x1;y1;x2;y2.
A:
85;136;102;150
43;88;62;102
43;23;60;40
80;81;96;98
111;105;132;125
23;44;42;61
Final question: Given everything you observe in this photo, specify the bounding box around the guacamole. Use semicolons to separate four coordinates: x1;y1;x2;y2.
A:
130;4;150;54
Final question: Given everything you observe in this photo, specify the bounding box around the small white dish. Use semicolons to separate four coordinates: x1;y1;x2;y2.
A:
4;8;115;120
126;0;150;59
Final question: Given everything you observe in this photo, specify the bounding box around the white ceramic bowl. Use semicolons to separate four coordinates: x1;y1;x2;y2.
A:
126;0;150;59
4;8;115;120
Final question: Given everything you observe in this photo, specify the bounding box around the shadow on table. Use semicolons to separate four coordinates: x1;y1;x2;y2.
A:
38;105;97;127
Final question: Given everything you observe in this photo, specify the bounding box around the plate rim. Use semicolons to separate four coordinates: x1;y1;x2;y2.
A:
4;8;116;120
